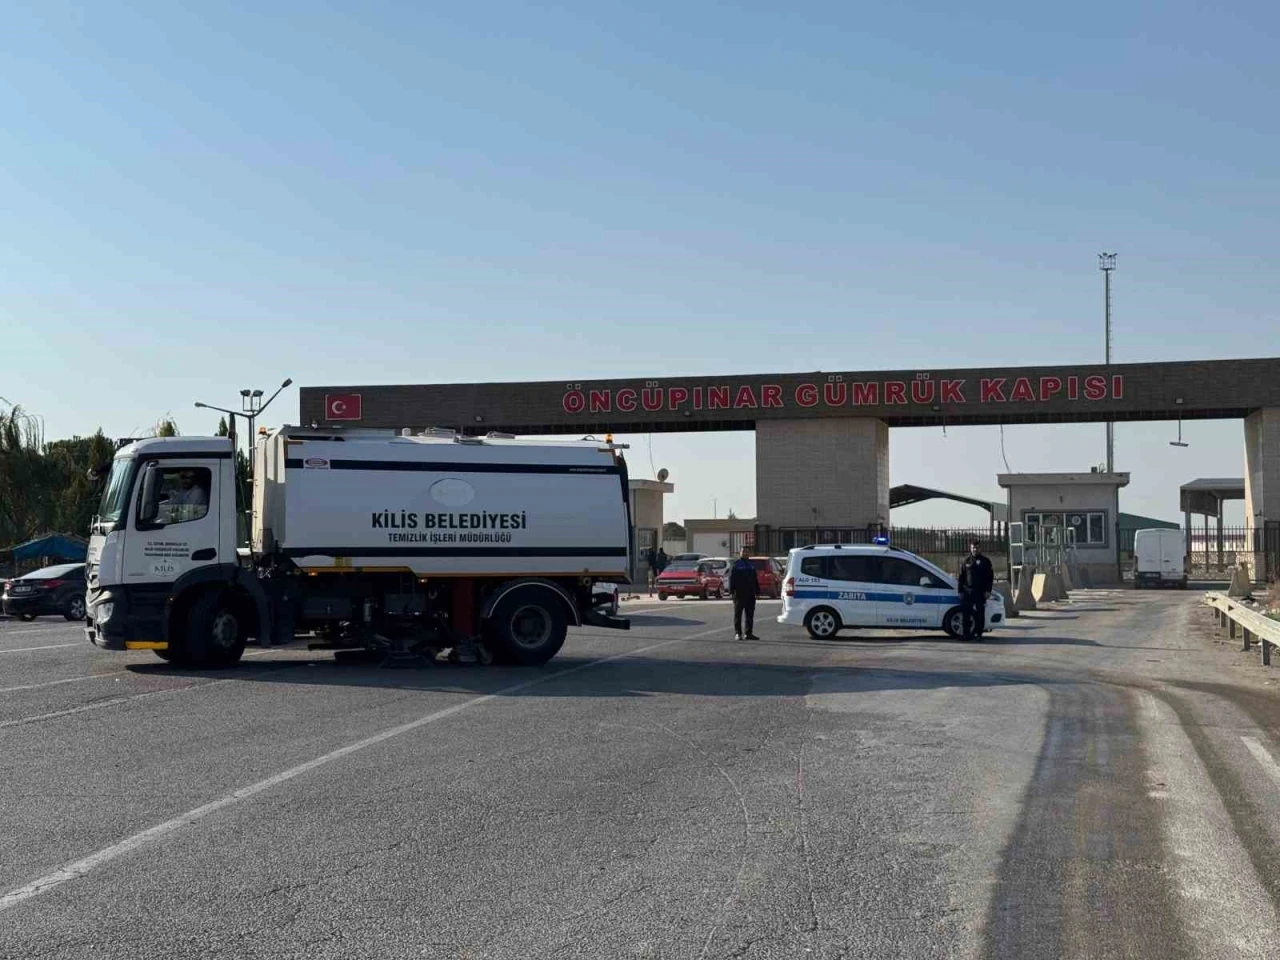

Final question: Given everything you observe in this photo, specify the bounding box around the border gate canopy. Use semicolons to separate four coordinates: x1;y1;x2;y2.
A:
300;357;1280;435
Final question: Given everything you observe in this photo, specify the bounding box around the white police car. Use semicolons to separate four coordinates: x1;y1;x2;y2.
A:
777;541;1004;640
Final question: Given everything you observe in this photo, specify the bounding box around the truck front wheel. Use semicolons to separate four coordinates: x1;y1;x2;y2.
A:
176;592;247;668
485;587;568;666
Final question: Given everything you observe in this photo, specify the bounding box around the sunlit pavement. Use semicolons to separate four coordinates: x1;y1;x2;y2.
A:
2;591;1278;959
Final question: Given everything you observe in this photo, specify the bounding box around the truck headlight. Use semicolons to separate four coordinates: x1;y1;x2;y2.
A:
96;601;115;623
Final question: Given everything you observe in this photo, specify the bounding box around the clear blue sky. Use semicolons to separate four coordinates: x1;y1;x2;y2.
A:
2;1;1276;527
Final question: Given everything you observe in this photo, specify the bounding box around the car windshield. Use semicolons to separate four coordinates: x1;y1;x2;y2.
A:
96;458;137;528
664;562;698;573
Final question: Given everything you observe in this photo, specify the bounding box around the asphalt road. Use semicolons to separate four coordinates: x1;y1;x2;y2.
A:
2;589;1280;959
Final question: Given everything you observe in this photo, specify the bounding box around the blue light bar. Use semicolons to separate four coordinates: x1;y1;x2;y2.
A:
872;535;890;546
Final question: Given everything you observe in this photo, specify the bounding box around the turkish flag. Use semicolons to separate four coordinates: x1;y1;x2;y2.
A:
325;393;362;421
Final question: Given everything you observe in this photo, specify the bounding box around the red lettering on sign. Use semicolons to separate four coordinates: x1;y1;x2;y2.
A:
615;389;637;412
708;386;730;409
981;379;1007;403
1067;376;1079;400
562;391;585;415
1009;378;1035;402
852;382;878;406
761;384;783;408
588;390;611;414
910;379;936;405
1084;375;1106;400
823;382;846;406
667;386;689;410
1112;375;1124;399
642;388;663;411
884;381;907;405
693;387;703;410
941;379;965;403
795;383;819;408
733;385;758;408
1039;376;1062;402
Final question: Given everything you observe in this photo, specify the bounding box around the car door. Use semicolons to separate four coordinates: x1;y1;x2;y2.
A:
824;554;881;627
876;557;952;629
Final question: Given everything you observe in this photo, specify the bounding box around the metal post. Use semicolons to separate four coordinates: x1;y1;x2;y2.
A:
1216;498;1224;570
1099;253;1117;473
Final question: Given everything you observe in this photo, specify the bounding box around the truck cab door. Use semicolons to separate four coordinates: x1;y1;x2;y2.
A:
123;459;224;591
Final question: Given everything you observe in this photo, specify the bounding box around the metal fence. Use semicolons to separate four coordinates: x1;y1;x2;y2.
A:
737;525;1010;579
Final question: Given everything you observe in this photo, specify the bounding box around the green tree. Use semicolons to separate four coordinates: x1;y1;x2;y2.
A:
155;418;179;437
0;404;56;546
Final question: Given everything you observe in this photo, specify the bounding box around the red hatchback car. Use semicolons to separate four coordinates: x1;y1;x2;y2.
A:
656;560;726;600
750;557;784;599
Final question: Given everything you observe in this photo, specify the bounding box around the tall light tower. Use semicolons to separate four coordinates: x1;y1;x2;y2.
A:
1098;252;1117;473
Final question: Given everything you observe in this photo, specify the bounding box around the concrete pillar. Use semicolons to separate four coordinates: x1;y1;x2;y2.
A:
1244;408;1280;579
755;418;889;529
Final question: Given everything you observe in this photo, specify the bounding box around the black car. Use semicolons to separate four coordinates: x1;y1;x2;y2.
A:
2;563;88;621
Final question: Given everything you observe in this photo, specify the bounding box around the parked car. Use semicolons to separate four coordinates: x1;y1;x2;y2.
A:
657;560;725;600
747;556;784;598
777;544;1004;640
2;563;88;621
591;581;620;616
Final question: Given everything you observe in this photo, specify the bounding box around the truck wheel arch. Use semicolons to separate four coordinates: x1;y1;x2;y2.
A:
480;578;581;629
166;565;270;644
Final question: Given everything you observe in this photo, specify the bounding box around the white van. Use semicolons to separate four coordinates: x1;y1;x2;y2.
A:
1133;528;1187;589
777;543;1005;640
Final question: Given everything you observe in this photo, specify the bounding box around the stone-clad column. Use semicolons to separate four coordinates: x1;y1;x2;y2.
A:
755;419;889;529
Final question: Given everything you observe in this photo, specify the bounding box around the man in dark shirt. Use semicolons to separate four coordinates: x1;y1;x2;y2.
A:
729;546;761;641
958;539;995;640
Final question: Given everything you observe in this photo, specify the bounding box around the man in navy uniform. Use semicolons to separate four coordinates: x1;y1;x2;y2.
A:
958;539;994;640
729;545;760;641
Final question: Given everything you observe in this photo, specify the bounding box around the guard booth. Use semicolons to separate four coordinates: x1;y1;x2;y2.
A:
998;472;1130;586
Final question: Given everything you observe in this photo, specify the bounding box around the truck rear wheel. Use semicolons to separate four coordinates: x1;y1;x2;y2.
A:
485;587;567;666
177;592;247;668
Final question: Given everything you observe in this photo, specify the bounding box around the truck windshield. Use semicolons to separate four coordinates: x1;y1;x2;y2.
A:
96;458;137;529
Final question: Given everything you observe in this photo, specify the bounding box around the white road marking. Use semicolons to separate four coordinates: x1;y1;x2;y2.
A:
1137;692;1279;956
1241;736;1280;785
0;672;129;694
0;685;214;730
0;643;80;655
0;628;69;638
0;630;718;913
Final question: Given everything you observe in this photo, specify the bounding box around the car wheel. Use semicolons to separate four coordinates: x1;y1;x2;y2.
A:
658;593;667;601
18;613;36;622
64;595;86;622
804;607;841;640
943;607;967;640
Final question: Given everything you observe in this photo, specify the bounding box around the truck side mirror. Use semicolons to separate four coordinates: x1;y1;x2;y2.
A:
138;464;161;526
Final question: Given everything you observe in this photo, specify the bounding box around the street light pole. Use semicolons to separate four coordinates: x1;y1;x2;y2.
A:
1098;253;1117;473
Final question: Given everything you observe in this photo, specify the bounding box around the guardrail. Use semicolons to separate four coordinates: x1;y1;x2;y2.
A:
1204;592;1280;666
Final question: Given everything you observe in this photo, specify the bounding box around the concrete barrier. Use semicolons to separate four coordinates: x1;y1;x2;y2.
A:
994;580;1018;619
1033;571;1067;603
1060;566;1075;593
1228;564;1253;599
1013;567;1038;612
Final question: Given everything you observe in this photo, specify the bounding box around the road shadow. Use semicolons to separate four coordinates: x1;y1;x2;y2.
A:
127;654;1040;699
626;614;709;628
